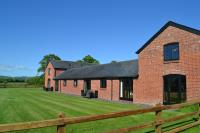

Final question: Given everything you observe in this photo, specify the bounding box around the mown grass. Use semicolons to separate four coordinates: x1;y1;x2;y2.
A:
0;88;199;133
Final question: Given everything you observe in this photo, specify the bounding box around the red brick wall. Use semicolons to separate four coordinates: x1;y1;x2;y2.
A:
43;63;122;101
59;79;120;101
44;62;65;91
60;80;83;95
112;80;120;101
45;63;55;89
134;26;200;105
91;80;120;101
91;80;110;100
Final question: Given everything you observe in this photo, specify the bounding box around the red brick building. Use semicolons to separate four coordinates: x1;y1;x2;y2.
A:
45;21;200;105
134;21;200;105
44;60;91;91
54;60;138;101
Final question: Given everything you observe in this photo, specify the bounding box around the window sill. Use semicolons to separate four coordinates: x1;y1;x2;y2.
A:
164;60;180;64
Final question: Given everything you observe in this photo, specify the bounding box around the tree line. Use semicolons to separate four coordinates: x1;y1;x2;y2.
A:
0;54;100;88
0;76;27;83
1;54;118;88
37;54;100;74
0;76;44;88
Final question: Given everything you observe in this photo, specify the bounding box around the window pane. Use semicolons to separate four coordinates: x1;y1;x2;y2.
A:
48;68;51;75
172;44;179;60
163;74;186;105
74;80;78;87
164;43;179;61
164;46;172;60
63;80;67;86
100;79;107;88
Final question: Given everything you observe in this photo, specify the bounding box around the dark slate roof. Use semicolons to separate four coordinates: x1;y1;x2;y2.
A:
50;60;92;69
54;60;138;80
136;21;200;54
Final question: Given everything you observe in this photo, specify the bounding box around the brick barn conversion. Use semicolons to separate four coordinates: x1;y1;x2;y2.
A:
45;21;200;105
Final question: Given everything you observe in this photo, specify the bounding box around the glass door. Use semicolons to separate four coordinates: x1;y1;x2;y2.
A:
84;80;91;93
119;78;133;101
55;80;59;91
163;74;186;105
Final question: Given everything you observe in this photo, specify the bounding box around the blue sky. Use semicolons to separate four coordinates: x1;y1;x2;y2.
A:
0;0;199;76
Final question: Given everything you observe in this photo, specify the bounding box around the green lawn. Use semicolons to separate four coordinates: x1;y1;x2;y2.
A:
0;88;199;133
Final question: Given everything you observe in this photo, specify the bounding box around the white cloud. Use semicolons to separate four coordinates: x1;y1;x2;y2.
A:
0;64;30;71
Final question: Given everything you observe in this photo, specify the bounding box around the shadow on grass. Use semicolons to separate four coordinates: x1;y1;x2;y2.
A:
145;118;197;133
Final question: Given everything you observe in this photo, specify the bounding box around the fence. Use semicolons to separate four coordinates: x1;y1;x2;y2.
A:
0;99;200;133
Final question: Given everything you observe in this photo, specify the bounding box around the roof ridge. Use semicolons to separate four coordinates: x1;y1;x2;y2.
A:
54;59;138;79
50;60;74;63
54;59;138;80
76;59;137;68
49;60;93;69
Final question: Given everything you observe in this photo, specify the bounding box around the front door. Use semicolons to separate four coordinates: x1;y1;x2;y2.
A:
119;78;133;101
55;80;59;91
84;80;91;93
163;74;186;105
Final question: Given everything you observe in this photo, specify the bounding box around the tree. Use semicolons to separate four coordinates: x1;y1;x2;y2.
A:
26;76;44;87
3;80;8;88
76;60;84;63
111;60;117;63
77;55;100;64
38;54;61;73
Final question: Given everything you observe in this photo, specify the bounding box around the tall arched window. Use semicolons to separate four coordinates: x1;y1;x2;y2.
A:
47;79;51;88
163;74;186;105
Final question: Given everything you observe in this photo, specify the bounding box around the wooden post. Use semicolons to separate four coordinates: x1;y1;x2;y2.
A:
198;103;200;121
57;113;66;133
194;103;200;121
155;103;162;133
111;80;113;101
